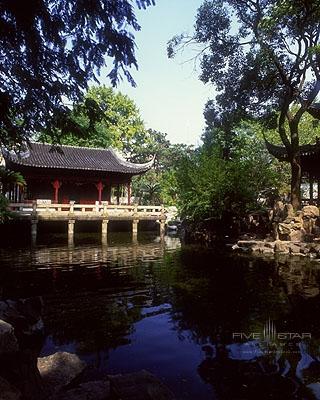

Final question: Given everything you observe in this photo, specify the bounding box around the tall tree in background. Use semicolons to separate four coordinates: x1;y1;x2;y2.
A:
0;0;155;148
169;0;320;209
39;85;147;155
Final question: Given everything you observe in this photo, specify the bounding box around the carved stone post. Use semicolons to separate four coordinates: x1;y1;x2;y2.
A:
32;200;37;216
68;219;75;245
132;220;139;241
102;219;108;243
102;201;108;217
69;200;75;215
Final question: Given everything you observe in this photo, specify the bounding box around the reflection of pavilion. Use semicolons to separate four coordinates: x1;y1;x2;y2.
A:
4;236;181;270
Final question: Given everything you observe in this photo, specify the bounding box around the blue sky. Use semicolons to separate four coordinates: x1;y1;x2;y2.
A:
100;0;213;146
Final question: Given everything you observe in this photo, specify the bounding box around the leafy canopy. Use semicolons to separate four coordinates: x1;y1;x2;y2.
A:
0;0;155;148
169;0;320;208
38;85;147;156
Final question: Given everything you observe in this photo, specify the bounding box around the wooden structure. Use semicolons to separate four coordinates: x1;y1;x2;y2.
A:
265;139;320;204
3;143;166;242
8;201;166;244
3;142;154;205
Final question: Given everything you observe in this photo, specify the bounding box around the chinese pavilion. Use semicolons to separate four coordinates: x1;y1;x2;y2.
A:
3;143;153;205
265;139;320;204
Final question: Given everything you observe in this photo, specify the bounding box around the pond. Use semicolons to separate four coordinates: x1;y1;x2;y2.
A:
1;233;320;399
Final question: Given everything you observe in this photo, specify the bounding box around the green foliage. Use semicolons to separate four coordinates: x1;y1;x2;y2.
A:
0;194;11;223
0;168;25;223
131;130;193;205
0;0;155;148
39;85;147;155
175;121;289;221
132;170;161;205
170;0;320;207
0;167;26;195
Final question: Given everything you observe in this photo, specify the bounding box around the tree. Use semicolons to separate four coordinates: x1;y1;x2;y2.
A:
0;167;26;195
131;130;194;205
169;0;320;209
0;167;26;222
175;124;287;222
0;0;155;148
38;85;147;155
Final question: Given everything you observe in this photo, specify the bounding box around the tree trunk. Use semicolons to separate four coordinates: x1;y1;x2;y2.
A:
290;157;301;210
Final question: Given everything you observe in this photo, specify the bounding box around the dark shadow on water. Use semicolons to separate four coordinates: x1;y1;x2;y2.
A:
1;237;320;399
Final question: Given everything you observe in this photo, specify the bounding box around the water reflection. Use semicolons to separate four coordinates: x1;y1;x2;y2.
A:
1;237;320;399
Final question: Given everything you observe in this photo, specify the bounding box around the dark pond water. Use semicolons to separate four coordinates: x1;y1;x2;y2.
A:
1;233;320;399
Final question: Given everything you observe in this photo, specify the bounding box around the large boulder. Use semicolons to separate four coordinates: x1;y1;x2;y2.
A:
38;352;86;394
0;320;18;354
48;381;110;400
274;240;289;254
0;298;45;400
302;205;320;218
0;376;21;400
0;297;43;335
109;370;176;400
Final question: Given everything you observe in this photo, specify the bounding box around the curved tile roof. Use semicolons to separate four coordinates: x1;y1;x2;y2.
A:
265;138;320;161
3;142;154;174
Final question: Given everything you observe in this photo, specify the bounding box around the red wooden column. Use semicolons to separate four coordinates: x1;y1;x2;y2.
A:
52;180;62;203
95;181;104;204
127;181;131;205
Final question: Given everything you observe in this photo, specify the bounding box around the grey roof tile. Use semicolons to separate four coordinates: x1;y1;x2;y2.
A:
3;143;153;174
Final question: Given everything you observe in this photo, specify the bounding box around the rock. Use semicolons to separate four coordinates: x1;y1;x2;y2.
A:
0;297;43;335
308;243;320;254
0;376;21;400
38;352;86;394
0;319;18;354
274;240;289;253
0;298;45;400
237;240;261;249
48;380;110;400
299;243;310;254
302;205;320;218
307;383;320;399
109;370;175;400
288;243;303;254
260;247;274;254
289;228;305;242
284;203;295;218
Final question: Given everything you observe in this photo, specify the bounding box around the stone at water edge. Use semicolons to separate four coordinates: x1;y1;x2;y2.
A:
288;242;303;254
0;376;21;400
109;370;176;400
0;297;44;335
302;205;320;218
307;383;320;399
38;352;86;394
0;319;19;354
47;381;110;400
274;240;289;253
289;229;305;242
